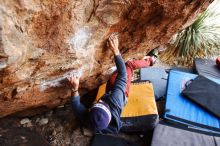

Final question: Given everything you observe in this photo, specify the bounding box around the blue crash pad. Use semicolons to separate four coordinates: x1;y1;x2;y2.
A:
164;70;220;134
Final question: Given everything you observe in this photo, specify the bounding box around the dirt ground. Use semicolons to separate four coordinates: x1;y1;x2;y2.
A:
0;100;166;146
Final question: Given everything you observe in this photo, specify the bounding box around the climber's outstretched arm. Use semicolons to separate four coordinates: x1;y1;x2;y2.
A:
67;75;88;122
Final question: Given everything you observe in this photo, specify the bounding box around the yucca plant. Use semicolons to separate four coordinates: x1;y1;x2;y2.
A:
160;0;220;66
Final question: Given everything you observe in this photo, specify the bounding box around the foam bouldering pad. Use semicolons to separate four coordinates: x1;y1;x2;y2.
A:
96;82;158;133
151;122;220;146
170;67;194;73
164;70;220;134
182;75;220;118
91;134;139;146
140;67;168;100
194;58;220;79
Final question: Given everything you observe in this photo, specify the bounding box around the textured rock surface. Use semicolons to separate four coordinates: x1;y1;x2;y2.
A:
0;0;212;117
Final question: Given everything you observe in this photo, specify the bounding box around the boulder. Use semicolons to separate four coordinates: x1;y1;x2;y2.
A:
0;0;212;117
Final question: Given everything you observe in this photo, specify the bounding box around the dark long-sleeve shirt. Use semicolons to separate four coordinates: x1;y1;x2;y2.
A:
71;54;127;134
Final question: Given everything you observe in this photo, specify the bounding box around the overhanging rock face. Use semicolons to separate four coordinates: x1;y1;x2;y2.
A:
0;0;211;117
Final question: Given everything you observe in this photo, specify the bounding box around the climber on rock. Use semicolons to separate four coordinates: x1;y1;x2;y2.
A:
67;33;157;134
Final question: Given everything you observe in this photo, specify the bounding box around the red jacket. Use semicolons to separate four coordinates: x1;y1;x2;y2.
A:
216;57;220;68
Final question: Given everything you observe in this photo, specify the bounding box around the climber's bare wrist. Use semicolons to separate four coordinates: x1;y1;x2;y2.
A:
71;90;79;97
113;49;120;56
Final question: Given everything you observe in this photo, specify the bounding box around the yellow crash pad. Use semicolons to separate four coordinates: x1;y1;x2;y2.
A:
96;82;158;118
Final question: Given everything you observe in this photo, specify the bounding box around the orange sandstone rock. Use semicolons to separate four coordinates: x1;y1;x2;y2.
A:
0;0;212;117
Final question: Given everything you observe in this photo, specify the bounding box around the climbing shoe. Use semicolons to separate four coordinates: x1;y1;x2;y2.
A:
146;48;159;65
147;48;159;58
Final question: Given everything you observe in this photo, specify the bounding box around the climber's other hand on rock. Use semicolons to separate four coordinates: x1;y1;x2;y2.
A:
67;74;80;91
